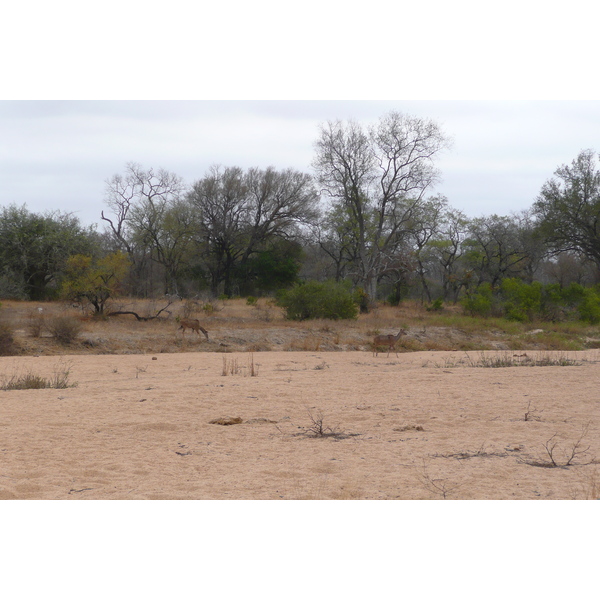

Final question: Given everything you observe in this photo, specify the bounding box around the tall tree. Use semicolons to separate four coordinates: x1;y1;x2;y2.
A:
533;149;600;269
101;162;188;295
462;214;532;287
187;165;319;296
312;110;451;303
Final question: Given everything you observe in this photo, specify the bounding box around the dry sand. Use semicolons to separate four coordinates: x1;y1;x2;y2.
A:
1;349;599;500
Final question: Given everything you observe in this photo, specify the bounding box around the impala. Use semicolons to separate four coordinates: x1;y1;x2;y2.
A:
372;329;407;357
178;319;209;340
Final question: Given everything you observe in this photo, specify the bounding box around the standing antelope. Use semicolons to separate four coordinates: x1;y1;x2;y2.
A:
178;319;209;340
372;329;407;357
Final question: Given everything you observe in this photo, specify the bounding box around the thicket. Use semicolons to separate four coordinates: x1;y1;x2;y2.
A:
276;280;359;321
461;279;600;323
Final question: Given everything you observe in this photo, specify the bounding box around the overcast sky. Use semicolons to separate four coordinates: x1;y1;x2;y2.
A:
3;2;599;230
1;99;598;227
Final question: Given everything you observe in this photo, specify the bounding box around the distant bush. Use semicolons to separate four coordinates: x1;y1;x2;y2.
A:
276;281;359;321
47;315;82;345
461;283;494;317
462;279;600;323
577;288;600;324
501;279;543;322
426;298;444;312
0;320;18;356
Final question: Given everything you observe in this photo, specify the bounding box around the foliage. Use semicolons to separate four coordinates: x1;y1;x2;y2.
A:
186;165;319;297
533;149;600;267
236;242;303;295
276;280;359;321
61;252;130;314
461;283;495;317
0;204;100;300
461;278;600;323
426;298;444;312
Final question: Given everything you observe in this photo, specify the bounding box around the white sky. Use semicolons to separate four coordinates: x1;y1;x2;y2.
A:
1;99;597;227
2;2;599;229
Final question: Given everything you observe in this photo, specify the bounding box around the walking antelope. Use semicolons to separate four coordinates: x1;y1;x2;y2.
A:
372;329;407;357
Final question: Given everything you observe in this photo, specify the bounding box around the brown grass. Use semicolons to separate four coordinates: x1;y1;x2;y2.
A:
1;297;600;356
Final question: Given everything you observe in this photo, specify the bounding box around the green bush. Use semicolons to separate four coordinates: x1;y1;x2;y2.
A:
577;289;600;324
276;281;359;321
461;283;494;317
462;279;600;323
426;298;444;312
501;279;543;322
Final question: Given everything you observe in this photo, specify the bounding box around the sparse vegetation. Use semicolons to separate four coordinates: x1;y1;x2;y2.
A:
428;351;584;369
417;459;463;499
0;320;18;356
46;314;82;345
1;297;600;357
1;360;75;390
221;353;259;377
520;424;595;468
298;408;358;440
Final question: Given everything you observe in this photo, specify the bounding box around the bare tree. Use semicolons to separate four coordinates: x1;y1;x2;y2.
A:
101;162;189;294
312;111;451;304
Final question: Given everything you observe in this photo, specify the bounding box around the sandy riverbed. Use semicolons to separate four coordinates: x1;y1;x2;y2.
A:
2;350;599;500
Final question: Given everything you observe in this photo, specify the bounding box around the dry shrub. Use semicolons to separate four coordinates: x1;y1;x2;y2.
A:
0;321;18;356
222;354;259;376
286;337;322;351
1;360;75;390
26;310;46;337
47;315;82;344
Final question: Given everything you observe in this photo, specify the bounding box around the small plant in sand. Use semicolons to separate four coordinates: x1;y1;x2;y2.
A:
417;459;463;499
301;408;356;440
523;400;543;422
221;353;259;377
1;360;76;390
520;423;595;468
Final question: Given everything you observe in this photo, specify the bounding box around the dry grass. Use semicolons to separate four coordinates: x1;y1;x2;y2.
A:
1;297;600;356
1;359;76;390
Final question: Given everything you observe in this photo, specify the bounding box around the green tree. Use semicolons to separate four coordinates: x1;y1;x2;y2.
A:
533;149;600;268
0;205;99;300
462;214;533;288
61;252;130;314
187;165;319;296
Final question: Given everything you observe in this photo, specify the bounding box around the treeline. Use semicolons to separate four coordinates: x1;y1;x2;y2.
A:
2;111;600;318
